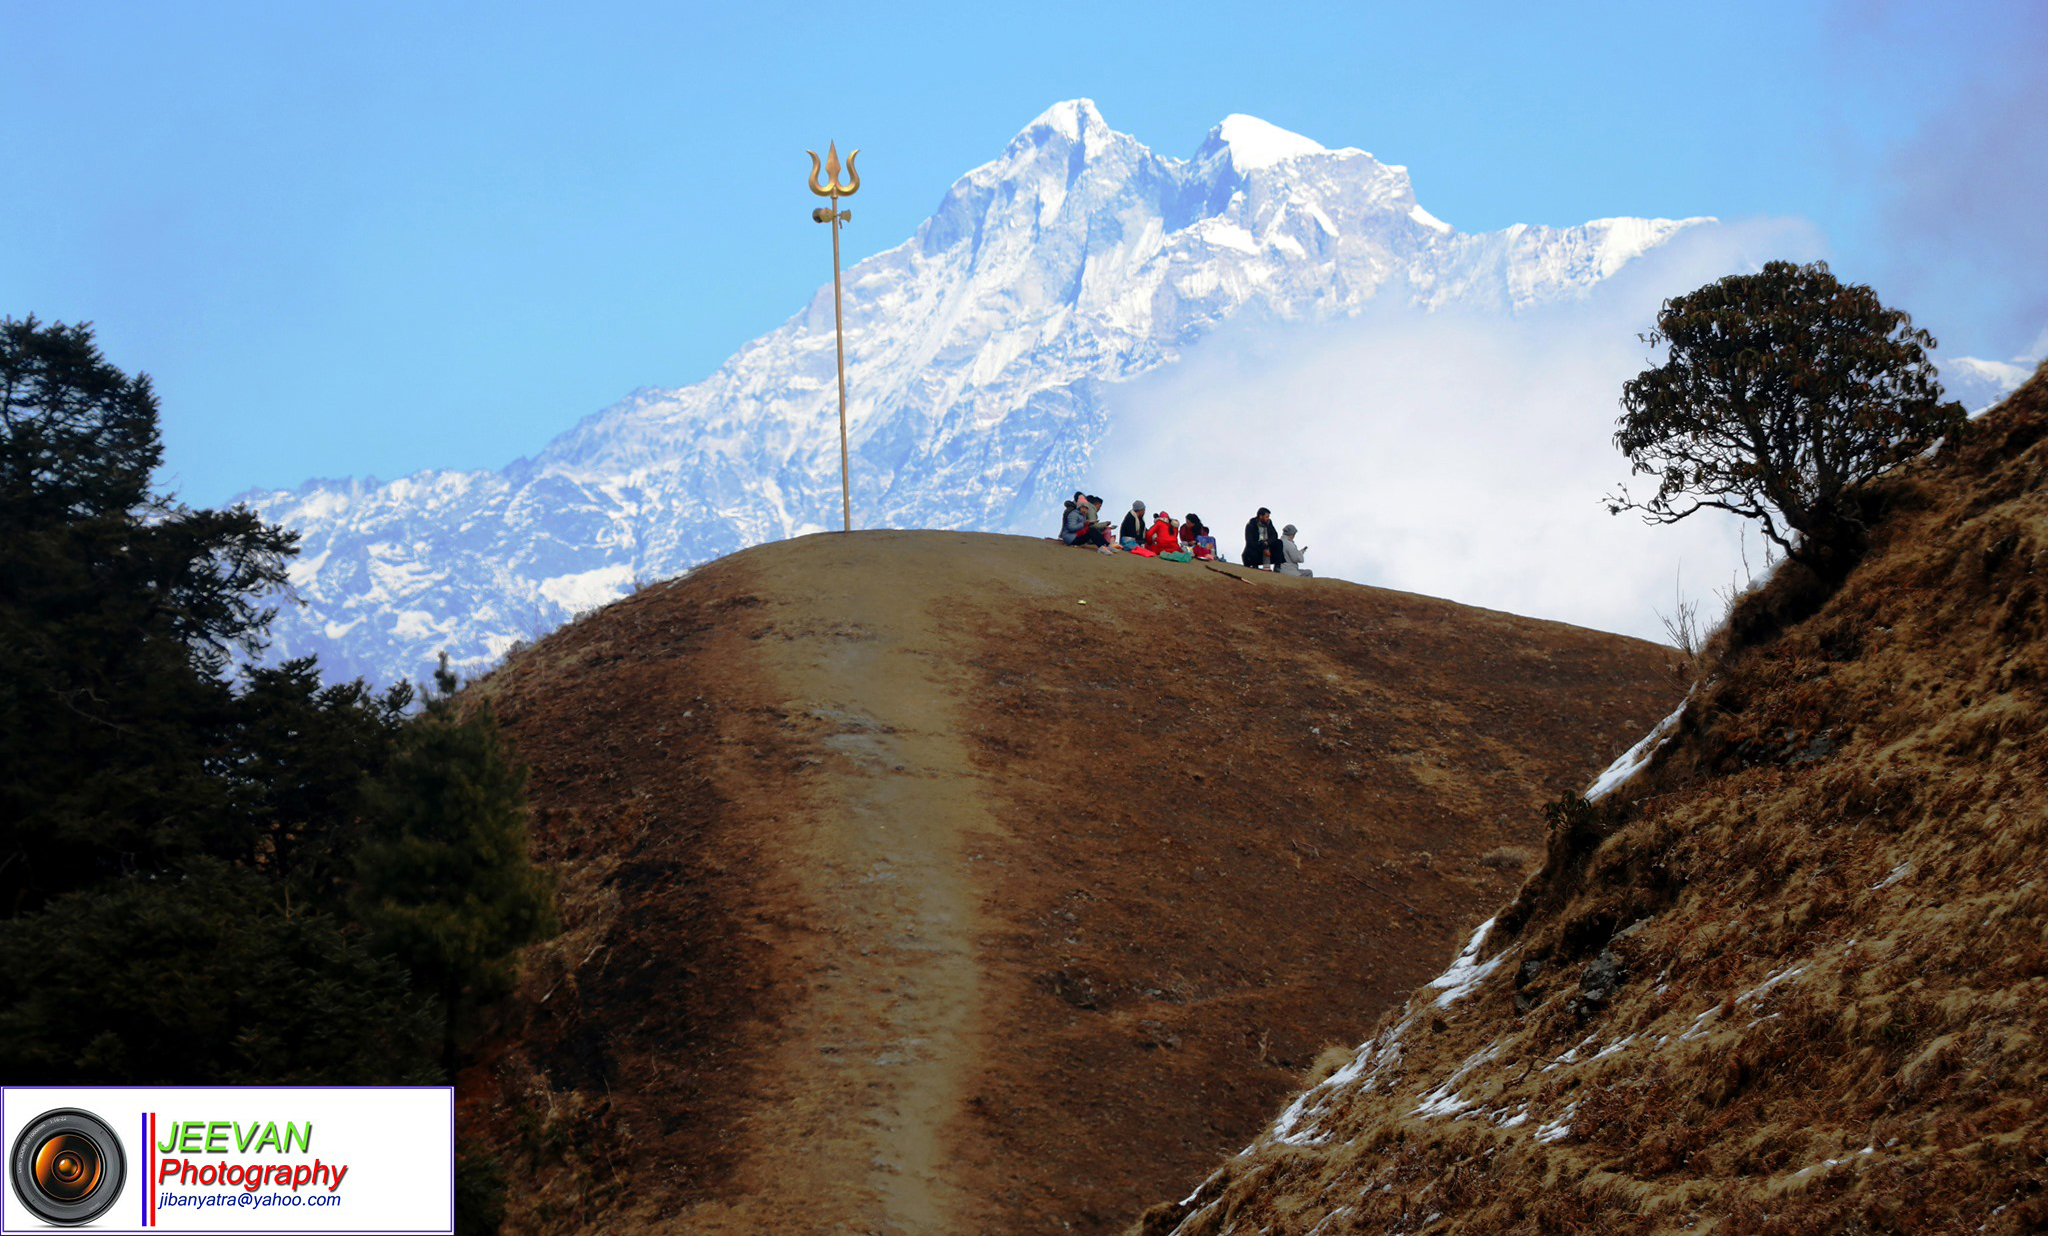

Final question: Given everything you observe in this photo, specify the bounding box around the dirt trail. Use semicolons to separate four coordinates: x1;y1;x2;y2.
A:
729;537;1003;1233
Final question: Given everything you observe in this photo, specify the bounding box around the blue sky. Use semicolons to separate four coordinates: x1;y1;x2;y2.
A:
4;0;2042;509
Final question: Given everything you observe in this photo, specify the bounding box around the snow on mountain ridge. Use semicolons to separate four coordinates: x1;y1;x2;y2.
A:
243;100;1721;686
1203;113;1331;170
1020;97;1104;144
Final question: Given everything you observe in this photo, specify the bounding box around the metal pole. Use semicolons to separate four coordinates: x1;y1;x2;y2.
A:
807;141;861;533
831;208;851;533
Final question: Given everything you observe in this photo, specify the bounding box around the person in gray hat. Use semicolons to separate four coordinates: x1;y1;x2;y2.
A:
1119;500;1149;549
1278;523;1313;577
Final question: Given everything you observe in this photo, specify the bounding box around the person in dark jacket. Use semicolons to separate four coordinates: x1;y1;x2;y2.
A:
1243;507;1282;568
1119;500;1148;548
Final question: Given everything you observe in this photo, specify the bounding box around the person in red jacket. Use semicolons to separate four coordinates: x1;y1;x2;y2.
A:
1146;511;1182;554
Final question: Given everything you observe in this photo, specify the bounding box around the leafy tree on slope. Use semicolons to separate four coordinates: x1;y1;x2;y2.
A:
1609;260;1964;572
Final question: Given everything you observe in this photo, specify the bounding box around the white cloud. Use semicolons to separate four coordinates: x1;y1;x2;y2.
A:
1092;216;1826;645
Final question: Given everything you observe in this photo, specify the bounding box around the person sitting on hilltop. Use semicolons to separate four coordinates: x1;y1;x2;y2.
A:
1243;507;1283;569
1181;512;1218;561
1071;494;1112;548
1060;492;1088;544
1146;512;1193;562
1146;510;1181;554
1162;518;1195;562
1119;500;1149;549
1278;523;1313;577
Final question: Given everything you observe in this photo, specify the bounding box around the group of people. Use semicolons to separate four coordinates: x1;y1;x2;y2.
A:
1059;493;1311;576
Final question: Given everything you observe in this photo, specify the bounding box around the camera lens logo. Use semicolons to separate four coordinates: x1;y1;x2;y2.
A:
9;1109;126;1227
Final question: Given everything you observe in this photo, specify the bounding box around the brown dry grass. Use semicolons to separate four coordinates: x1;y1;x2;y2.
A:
449;529;1680;1233
1141;365;2048;1235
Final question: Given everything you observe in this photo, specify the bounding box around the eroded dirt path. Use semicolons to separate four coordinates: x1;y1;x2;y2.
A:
716;534;1008;1233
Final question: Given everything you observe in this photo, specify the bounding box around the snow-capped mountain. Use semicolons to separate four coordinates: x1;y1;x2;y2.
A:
1946;353;2042;413
246;99;1726;686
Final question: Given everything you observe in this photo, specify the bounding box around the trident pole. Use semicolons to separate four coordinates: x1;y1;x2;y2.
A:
828;203;850;534
808;141;860;533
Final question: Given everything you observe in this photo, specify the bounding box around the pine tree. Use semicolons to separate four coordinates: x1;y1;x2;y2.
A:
353;658;558;1069
2;315;297;912
229;658;414;909
0;861;439;1083
2;317;554;1099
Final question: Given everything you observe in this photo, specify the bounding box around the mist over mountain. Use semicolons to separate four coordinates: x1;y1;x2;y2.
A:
238;100;2007;687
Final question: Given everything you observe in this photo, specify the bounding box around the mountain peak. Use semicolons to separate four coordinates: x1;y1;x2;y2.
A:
1018;97;1108;145
1198;113;1327;171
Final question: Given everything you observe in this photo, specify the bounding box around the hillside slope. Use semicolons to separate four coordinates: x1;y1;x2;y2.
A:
1142;368;2048;1234
455;532;1679;1234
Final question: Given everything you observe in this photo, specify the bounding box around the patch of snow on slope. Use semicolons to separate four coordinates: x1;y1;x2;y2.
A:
1273;918;1510;1140
1738;963;1806;1005
365;547;441;599
1190;218;1260;254
1270;1022;1405;1146
1587;695;1690;801
1305;1208;1354;1236
1412;1040;1503;1119
1427;917;1503;1008
391;609;452;640
1682;1003;1724;1042
1541;1031;1603;1073
288;548;331;588
1534;1101;1580;1143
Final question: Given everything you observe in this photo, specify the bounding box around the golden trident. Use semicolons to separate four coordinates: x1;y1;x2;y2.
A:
808;141;860;533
